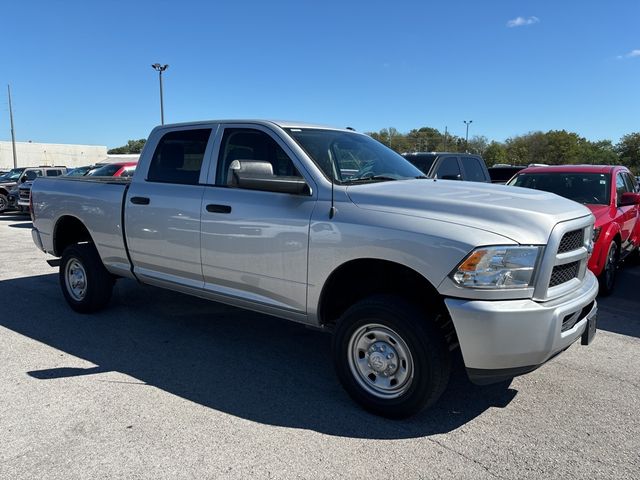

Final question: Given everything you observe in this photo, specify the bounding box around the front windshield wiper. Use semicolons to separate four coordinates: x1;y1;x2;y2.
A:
344;175;399;184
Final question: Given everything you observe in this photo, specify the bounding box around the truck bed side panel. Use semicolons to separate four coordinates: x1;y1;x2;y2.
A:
31;177;133;278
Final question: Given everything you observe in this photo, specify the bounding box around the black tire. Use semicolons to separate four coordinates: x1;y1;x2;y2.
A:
59;243;115;313
598;240;618;296
0;193;8;213
332;295;450;419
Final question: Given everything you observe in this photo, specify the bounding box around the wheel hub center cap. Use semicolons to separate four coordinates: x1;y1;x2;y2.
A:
369;352;388;372
367;341;399;375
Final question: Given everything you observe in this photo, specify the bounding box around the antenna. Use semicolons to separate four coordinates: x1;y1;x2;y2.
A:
329;150;337;219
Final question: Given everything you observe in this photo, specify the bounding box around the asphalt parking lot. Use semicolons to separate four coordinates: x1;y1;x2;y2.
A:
1;213;639;479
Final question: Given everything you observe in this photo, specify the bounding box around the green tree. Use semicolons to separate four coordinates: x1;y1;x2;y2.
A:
580;140;618;166
466;135;489;155
483;141;508;166
616;133;640;173
108;139;146;154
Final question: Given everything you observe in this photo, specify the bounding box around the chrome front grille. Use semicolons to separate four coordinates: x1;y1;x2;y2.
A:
19;189;30;201
533;217;593;301
550;261;580;287
558;229;584;253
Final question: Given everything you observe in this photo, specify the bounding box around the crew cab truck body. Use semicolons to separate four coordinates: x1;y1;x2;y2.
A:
31;120;599;418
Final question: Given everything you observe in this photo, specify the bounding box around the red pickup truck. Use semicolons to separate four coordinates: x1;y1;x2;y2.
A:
509;165;640;295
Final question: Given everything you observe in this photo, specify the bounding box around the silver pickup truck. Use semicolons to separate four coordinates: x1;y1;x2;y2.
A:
30;120;598;418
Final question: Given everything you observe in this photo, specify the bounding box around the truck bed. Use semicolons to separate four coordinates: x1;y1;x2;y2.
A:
31;176;133;278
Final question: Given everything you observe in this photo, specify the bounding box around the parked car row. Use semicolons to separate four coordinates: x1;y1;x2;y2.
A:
0;161;139;214
0;166;67;213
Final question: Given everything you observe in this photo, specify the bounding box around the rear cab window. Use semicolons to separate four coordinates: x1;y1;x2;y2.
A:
147;129;212;185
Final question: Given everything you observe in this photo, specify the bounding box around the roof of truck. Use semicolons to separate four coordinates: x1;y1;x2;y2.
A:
154;119;352;131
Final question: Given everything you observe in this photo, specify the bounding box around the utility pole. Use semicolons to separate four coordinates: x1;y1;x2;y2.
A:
151;63;169;125
443;126;448;151
463;120;473;153
8;85;17;168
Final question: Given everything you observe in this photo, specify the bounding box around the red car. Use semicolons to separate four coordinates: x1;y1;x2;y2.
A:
508;165;640;294
88;161;138;178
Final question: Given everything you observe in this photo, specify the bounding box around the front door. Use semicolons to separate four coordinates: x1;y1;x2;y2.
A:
200;126;316;313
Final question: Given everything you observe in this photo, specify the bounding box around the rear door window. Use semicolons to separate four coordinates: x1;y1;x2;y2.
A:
435;157;461;180
147;129;212;185
460;156;487;182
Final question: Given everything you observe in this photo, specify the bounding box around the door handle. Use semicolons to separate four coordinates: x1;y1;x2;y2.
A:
206;204;232;214
130;196;150;205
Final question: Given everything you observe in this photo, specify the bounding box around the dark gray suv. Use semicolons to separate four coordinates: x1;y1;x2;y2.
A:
401;152;490;183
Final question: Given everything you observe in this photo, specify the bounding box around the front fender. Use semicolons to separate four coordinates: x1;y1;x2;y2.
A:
589;223;620;276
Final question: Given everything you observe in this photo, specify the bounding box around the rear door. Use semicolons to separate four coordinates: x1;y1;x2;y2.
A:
199;124;317;313
125;127;215;289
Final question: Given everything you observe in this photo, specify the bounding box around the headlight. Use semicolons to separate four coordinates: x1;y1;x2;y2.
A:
592;227;601;243
451;246;542;289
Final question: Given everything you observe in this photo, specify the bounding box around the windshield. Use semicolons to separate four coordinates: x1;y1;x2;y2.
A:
65;166;93;176
509;172;611;205
0;168;26;181
88;164;121;176
286;128;423;184
401;153;437;176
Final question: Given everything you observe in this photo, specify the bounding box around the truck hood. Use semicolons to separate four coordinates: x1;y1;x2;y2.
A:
346;179;593;244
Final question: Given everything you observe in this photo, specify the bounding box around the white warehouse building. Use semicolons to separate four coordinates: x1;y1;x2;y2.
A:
0;140;108;170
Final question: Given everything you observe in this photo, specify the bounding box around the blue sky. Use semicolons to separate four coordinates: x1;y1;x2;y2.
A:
0;0;638;148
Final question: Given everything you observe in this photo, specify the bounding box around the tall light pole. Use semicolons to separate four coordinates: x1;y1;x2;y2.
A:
151;63;169;125
7;85;18;168
463;120;473;152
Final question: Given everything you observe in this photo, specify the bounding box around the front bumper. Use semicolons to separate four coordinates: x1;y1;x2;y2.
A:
445;271;599;384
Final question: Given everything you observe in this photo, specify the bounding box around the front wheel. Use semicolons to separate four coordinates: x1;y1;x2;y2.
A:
332;295;450;418
0;193;8;213
598;240;618;296
60;243;115;313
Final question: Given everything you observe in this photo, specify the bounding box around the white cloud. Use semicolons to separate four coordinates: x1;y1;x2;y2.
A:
617;49;640;60
507;16;540;28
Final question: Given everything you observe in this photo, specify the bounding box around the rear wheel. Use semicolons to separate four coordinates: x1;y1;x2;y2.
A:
332;295;450;418
598;240;618;296
60;243;114;313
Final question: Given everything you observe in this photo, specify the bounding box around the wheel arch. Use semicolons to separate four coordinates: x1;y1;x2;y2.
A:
53;215;94;257
317;258;457;348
